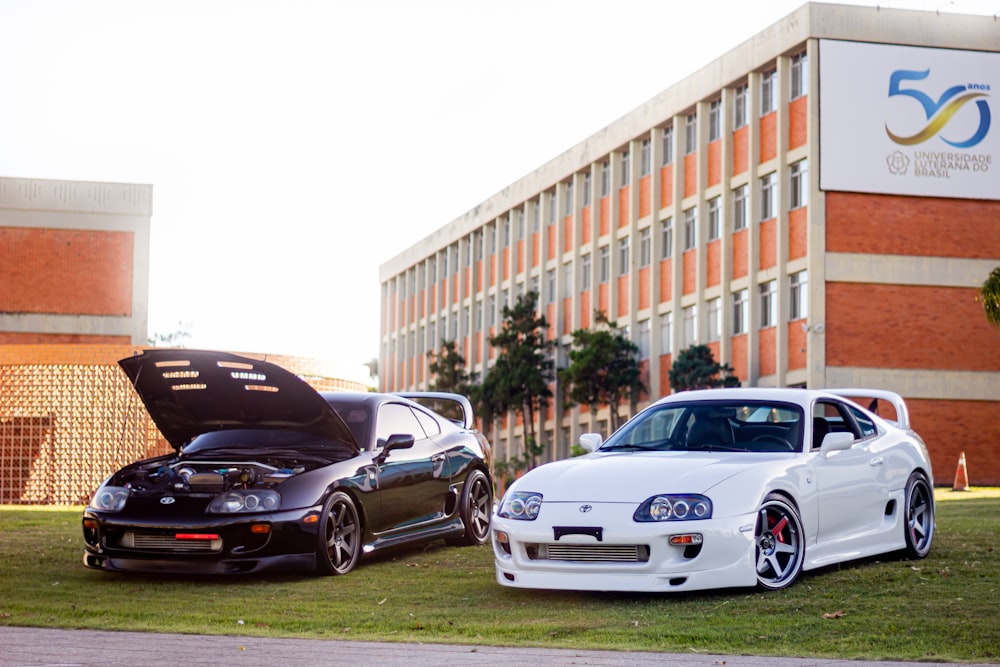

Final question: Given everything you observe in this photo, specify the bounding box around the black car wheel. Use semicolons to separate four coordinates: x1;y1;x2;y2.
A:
903;471;934;559
755;493;805;591
316;491;362;575
449;469;493;546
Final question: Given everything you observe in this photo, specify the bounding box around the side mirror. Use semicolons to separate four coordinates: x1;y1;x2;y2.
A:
579;433;603;452
819;431;854;455
376;433;415;463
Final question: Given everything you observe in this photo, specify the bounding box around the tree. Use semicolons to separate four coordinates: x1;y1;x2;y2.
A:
669;344;741;392
427;339;472;395
978;266;1000;328
148;321;192;347
560;311;646;432
482;291;553;469
426;340;475;422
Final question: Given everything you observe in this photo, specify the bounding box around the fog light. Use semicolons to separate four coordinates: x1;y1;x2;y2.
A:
669;533;703;546
250;523;271;534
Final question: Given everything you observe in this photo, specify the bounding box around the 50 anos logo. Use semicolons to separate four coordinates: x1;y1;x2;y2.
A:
885;69;991;148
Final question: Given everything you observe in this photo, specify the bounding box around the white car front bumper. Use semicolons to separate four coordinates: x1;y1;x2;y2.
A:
492;502;759;593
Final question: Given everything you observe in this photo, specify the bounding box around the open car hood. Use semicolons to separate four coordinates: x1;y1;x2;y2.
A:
119;349;359;453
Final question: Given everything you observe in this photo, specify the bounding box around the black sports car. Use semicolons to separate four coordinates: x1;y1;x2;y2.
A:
82;349;493;575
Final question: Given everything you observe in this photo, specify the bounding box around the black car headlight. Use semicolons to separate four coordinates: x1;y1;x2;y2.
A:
88;486;129;512
634;494;712;522
497;491;543;521
208;490;280;514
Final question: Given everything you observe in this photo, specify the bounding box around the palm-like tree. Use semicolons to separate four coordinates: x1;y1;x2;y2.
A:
980;267;1000;328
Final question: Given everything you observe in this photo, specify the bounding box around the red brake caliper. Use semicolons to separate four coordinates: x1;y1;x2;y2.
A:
770;515;788;543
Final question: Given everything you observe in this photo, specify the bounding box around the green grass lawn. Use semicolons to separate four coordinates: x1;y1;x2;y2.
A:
1;488;997;662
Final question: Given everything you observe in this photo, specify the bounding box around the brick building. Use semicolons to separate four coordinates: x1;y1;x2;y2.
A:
378;4;1000;483
0;176;368;503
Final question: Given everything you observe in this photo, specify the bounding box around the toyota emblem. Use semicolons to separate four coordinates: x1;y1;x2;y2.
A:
160;497;175;505
579;504;592;513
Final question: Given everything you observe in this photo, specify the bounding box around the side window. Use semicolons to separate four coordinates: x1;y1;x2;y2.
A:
375;404;427;449
847;405;878;438
813;401;856;448
411;407;441;437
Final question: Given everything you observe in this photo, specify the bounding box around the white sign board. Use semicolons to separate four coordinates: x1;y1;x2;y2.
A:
819;40;997;201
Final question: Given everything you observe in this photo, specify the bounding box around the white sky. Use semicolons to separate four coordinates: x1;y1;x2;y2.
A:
1;0;996;384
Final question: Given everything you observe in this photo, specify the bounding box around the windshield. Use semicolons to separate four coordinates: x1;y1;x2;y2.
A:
599;400;804;453
181;428;357;463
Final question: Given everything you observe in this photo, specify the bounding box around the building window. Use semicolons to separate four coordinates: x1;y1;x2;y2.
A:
790;159;808;209
659;311;673;356
759;280;777;328
761;68;777;115
760;172;777;221
639;227;651;267
548;191;556;225
546;269;556;304
565;180;574;213
618;235;630;275
708;99;722;141
638;319;651;359
532;200;540;232
790;270;808;321
563;262;573;298
516;210;525;240
661;217;674;258
685;113;697;154
601;161;610;197
474;301;482;331
661;126;674;165
733;83;748;129
599;245;610;283
583;172;591;206
683;305;698;347
791;51;808;100
707;297;721;342
581;253;591;289
733;184;748;231
732;289;749;335
488;294;496;326
683;207;697;250
640;139;651;176
620;151;630;187
707;197;721;241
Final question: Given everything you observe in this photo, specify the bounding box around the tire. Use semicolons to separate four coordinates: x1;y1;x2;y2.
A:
315;491;362;575
755;493;805;591
903;471;934;559
448;469;493;546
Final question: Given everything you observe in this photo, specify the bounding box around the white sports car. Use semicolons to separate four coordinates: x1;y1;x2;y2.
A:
492;388;934;592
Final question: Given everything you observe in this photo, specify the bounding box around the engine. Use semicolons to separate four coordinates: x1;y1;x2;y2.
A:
117;459;307;496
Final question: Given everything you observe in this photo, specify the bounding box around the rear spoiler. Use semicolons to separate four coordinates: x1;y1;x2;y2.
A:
395;392;476;429
826;388;910;430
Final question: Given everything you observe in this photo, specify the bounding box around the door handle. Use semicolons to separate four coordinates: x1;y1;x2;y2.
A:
432;453;446;463
869;456;884;466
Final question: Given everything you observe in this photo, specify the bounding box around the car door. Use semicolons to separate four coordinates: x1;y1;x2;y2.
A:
370;402;450;535
812;399;885;547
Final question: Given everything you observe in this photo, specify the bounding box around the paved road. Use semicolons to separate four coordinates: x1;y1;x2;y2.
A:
1;627;994;667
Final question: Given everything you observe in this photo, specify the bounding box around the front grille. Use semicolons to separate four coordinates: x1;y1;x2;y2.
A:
533;544;650;562
118;531;223;553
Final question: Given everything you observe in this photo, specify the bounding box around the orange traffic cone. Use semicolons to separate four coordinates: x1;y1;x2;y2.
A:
952;452;969;492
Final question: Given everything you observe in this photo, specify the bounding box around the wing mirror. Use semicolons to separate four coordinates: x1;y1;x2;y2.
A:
579;433;603;452
820;431;854;455
376;433;415;463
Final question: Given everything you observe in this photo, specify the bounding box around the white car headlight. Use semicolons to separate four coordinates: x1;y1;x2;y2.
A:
208;490;280;514
89;486;129;512
497;491;543;521
634;494;712;522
